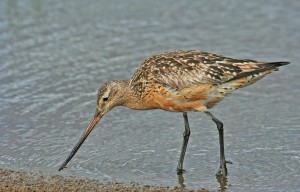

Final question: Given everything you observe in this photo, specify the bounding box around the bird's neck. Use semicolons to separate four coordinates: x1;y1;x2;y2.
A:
115;80;148;110
113;80;135;105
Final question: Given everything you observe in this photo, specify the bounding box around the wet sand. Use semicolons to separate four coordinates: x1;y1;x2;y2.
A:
0;168;209;192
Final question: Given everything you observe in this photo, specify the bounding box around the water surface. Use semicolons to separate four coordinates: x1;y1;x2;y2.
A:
0;0;299;191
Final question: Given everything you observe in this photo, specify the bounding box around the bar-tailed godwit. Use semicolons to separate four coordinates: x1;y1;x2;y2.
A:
58;50;289;178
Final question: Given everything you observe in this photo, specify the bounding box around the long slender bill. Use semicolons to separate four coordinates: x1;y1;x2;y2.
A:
58;110;102;171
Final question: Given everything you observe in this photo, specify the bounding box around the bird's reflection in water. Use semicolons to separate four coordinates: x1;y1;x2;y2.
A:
177;174;229;191
216;176;228;191
177;173;186;188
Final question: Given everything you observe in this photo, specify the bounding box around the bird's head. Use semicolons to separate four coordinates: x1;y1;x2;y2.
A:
96;80;124;116
58;80;128;171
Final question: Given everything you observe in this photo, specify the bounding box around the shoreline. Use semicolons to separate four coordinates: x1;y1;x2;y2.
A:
0;168;209;192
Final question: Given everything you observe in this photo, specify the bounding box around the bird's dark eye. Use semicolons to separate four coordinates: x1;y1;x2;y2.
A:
103;97;108;101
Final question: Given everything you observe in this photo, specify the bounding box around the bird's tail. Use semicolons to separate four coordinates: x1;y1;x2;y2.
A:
265;61;290;66
262;61;290;71
219;61;290;92
225;61;290;82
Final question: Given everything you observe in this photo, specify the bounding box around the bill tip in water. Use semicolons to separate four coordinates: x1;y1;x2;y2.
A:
58;165;66;171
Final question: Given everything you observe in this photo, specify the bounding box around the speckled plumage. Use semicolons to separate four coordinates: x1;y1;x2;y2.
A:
59;50;289;177
128;50;289;111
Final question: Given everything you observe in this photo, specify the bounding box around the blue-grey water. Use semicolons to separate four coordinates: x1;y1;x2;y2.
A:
0;0;299;191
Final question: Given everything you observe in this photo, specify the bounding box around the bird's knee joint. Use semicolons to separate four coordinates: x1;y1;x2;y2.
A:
215;120;223;131
218;121;223;129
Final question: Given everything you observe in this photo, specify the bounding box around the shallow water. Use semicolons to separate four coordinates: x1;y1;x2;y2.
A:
0;0;299;191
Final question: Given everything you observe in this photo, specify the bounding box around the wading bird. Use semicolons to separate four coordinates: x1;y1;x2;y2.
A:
58;50;289;178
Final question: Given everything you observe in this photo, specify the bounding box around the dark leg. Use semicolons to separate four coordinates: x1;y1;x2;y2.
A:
205;111;232;178
177;112;191;174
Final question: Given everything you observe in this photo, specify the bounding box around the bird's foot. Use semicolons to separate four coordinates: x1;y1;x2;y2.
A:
176;168;186;175
216;166;227;178
216;160;232;178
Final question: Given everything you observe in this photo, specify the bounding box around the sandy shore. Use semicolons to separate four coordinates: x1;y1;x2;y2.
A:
0;168;210;192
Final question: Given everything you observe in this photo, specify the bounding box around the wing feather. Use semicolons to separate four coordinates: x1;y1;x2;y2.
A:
129;50;289;100
131;50;263;89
